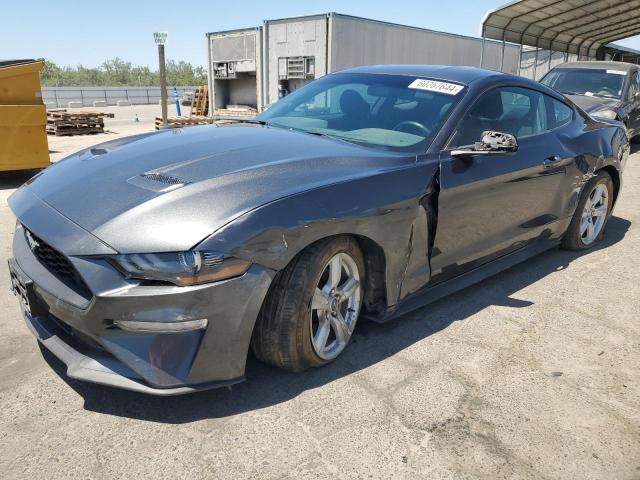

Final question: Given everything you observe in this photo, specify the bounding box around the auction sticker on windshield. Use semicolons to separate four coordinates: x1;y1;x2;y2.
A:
408;79;464;95
606;69;627;76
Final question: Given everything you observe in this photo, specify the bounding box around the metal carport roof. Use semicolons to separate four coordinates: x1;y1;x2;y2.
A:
481;0;640;57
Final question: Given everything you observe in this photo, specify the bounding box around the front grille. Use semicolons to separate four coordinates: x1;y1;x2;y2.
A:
24;228;92;299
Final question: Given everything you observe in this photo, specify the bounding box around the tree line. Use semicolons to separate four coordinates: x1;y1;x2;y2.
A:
41;58;207;86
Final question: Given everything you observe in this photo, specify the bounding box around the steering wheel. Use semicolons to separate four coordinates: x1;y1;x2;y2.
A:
595;87;616;96
393;120;430;137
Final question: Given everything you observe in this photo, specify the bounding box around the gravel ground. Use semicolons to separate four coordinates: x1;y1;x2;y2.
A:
0;114;638;479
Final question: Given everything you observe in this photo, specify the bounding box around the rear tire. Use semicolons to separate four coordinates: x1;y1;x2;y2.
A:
561;171;613;250
251;236;365;372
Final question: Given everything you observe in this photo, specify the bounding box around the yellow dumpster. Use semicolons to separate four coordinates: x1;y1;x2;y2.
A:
0;59;50;171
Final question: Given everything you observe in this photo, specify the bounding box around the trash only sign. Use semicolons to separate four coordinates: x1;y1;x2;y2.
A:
153;32;168;45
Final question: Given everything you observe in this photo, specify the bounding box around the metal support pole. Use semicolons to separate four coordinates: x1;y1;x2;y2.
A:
517;43;523;76
158;44;168;127
500;39;505;72
533;47;539;80
547;49;553;74
480;36;486;68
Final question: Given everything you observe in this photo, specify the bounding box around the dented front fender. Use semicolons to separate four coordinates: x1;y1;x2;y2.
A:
197;156;441;310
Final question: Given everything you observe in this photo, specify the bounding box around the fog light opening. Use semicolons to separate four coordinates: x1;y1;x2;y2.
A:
114;318;208;333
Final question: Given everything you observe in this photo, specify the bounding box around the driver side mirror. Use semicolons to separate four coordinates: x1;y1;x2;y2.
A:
451;131;519;157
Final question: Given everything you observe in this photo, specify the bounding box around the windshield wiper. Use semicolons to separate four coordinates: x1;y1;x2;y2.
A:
288;127;363;146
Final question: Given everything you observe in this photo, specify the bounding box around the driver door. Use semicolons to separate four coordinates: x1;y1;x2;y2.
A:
430;86;570;283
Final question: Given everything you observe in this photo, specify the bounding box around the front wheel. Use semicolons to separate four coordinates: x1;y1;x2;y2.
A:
251;236;365;372
561;171;613;250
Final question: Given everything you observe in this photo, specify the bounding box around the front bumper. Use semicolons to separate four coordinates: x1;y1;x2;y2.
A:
9;222;275;395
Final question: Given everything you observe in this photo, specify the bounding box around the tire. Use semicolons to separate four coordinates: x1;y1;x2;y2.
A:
561;171;614;250
251;236;365;372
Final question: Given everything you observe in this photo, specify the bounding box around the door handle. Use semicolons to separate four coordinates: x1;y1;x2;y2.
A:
542;155;561;168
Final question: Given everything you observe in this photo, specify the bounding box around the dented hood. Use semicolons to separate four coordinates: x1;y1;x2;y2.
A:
11;124;399;253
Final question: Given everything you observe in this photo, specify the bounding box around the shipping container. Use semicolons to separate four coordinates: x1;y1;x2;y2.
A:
262;13;522;107
207;13;523;114
206;27;263;116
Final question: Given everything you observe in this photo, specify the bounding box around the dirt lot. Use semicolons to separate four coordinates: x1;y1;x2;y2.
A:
0;109;639;479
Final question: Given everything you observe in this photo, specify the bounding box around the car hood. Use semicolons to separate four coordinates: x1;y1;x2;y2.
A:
12;124;403;253
565;94;622;114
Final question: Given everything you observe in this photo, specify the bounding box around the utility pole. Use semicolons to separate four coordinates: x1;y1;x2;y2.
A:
154;32;169;128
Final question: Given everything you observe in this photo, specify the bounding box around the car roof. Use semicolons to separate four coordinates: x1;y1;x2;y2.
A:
337;64;507;85
554;61;638;72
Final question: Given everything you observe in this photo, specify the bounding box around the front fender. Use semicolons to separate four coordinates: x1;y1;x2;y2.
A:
197;161;439;309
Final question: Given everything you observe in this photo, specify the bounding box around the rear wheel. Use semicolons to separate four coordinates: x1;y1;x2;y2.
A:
251;236;365;371
561;171;613;250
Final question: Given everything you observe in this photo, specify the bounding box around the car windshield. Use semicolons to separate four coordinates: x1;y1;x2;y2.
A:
257;73;465;154
540;68;626;99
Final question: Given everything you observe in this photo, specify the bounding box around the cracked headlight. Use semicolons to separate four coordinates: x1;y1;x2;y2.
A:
108;251;251;286
591;109;617;120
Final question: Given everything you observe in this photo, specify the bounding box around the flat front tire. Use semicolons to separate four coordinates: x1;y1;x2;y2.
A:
561;171;613;250
251;236;365;372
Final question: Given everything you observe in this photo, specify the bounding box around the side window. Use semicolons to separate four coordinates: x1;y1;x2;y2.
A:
450;87;548;147
551;98;573;128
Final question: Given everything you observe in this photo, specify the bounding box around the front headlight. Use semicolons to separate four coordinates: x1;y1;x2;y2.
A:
591;109;618;120
108;251;251;286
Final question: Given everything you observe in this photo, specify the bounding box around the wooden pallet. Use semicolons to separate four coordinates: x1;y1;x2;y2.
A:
46;110;113;136
190;86;209;117
47;126;103;136
47;110;114;120
154;115;214;130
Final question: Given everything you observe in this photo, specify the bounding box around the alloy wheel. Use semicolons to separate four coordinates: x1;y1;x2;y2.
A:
580;183;609;245
309;252;362;360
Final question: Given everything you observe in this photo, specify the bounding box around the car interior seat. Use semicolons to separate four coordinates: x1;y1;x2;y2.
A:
455;91;504;146
337;89;371;130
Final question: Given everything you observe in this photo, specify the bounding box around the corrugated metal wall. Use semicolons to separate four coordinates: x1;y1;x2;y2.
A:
262;14;522;106
330;16;521;75
212;14;549;110
518;49;581;80
265;16;329;105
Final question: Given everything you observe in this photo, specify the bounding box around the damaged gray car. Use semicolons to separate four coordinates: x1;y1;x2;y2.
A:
9;65;627;394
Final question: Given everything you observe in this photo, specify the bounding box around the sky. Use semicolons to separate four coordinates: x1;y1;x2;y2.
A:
3;0;640;68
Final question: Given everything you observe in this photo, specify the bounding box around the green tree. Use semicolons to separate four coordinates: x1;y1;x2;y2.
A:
40;58;206;86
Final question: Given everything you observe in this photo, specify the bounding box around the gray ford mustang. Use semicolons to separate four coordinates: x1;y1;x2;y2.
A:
8;65;628;395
